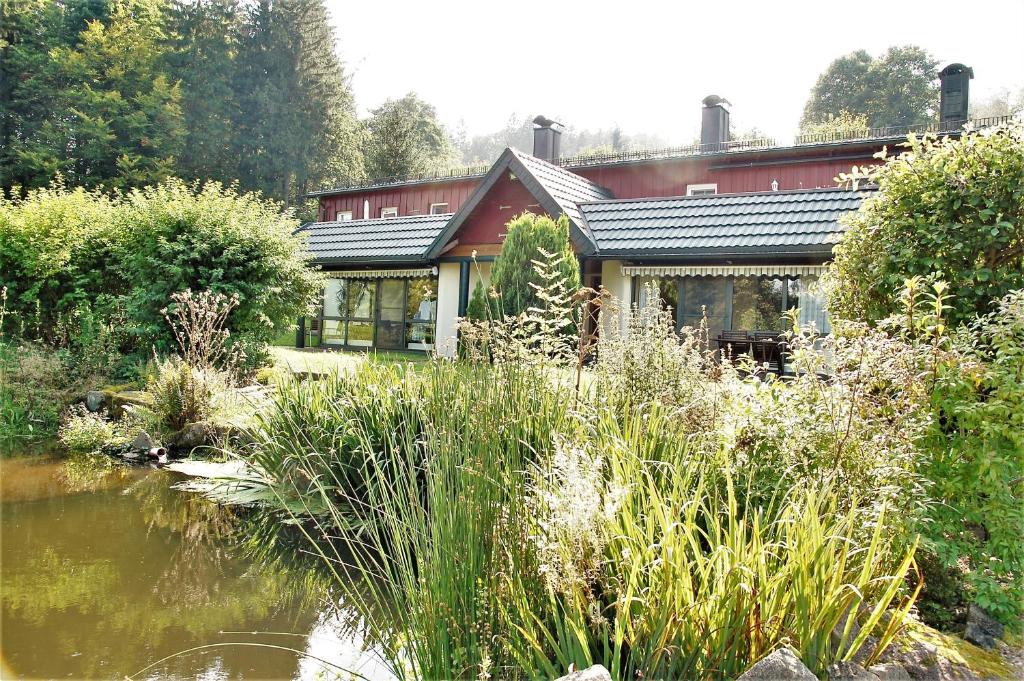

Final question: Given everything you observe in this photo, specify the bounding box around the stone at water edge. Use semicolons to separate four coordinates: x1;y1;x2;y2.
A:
85;391;106;412
867;662;912;680
963;604;1004;650
737;647;818;680
131;431;155;451
828;661;881;680
553;664;611;681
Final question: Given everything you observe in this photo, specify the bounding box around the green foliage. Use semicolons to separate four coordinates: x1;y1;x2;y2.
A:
364;92;456;179
827;122;1024;326
229;357;920;680
924;289;1024;624
0;179;324;360
1;0;362;206
800;111;871;140
488;212;580;318
464;279;489;321
801;46;939;130
0;340;74;442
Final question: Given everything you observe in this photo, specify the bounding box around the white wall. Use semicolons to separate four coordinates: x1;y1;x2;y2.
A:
435;262;462;358
600;259;630;337
468;261;492;296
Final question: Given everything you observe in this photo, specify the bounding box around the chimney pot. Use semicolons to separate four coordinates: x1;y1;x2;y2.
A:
532;115;563;162
939;63;973;128
701;95;731;150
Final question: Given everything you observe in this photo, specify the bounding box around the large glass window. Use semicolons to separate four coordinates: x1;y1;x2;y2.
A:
731;277;786;332
680;277;730;341
320;275;438;350
406;277;437;350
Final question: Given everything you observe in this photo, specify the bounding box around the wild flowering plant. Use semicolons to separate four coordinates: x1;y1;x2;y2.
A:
147;289;242;433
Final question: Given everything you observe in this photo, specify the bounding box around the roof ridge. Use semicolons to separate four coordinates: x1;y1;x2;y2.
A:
578;186;870;206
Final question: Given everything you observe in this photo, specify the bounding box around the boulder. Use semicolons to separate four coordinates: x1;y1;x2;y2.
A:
878;640;979;680
131;431;155;451
737;647;817;680
868;663;913;680
828;661;880;680
554;665;611;681
111;390;153;418
164;421;230;453
963;605;1003;650
85;391;106;412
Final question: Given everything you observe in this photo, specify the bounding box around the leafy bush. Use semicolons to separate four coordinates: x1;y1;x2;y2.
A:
827;122;1024;325
58;408;117;454
144;289;240;434
117;180;324;353
488;212;580;318
0;179;324;362
0;340;74;442
923;289;1024;624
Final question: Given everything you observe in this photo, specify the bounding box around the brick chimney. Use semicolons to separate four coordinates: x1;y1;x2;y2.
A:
939;63;973;128
701;95;730;150
532;115;562;161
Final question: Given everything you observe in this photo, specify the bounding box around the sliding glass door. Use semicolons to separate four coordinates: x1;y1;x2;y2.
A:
320;274;438;351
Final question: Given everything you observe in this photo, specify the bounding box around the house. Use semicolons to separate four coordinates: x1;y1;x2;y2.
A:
297;63;997;357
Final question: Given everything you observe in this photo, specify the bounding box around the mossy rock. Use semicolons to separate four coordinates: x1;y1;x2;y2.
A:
884;620;1013;679
110;390;153;418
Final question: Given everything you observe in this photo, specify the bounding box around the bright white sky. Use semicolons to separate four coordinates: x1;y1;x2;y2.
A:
326;0;1024;145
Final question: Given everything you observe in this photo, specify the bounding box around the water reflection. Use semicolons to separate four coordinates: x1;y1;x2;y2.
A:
0;454;392;680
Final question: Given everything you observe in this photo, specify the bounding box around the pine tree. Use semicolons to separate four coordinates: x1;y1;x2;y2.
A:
168;0;243;185
234;0;362;207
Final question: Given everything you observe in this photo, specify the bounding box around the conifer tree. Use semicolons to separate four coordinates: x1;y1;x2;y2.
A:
489;213;580;318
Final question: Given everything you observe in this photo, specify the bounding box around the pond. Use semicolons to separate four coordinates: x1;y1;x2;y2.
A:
0;451;392;680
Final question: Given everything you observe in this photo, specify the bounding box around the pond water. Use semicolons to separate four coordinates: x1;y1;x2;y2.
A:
0;452;392;680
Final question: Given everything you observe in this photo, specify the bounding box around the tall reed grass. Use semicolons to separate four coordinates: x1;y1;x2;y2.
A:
238;358;919;680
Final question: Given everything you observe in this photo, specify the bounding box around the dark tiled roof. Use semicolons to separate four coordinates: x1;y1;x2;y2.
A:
580;188;867;257
512;149;614;230
298;213;451;263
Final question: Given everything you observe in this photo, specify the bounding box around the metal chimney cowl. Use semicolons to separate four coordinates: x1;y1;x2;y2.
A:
701;95;730;150
532;115;562;162
939;63;974;128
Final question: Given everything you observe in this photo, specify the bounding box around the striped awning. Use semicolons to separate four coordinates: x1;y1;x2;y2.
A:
324;267;435;279
621;264;826;278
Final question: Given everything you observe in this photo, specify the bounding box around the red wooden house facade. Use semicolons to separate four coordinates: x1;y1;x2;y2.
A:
299;64;995;358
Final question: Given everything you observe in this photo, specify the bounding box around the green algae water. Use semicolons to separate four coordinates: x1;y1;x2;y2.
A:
0;452;391;680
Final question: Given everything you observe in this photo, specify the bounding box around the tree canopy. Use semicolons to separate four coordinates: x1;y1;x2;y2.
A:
364;93;455;179
0;0;362;209
801;46;939;131
825;122;1024;326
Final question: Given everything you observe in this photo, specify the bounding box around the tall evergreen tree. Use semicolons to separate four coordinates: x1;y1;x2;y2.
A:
234;0;362;206
2;0;183;191
168;0;243;185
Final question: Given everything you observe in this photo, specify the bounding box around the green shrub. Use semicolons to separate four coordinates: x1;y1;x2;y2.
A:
0;340;73;442
827;122;1024;325
488;212;580;318
923;289;1024;625
0;179;324;364
57;407;118;455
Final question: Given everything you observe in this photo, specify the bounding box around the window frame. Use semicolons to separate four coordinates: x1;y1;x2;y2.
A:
686;183;718;196
336;210;352;221
429;202;449;215
380;207;398;219
319;275;437;351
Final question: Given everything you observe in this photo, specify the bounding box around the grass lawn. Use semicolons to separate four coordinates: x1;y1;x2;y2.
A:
270;346;430;375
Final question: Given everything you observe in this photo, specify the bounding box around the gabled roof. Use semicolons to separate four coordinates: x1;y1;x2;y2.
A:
424;147;613;258
298;213;451;264
579;188;867;258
